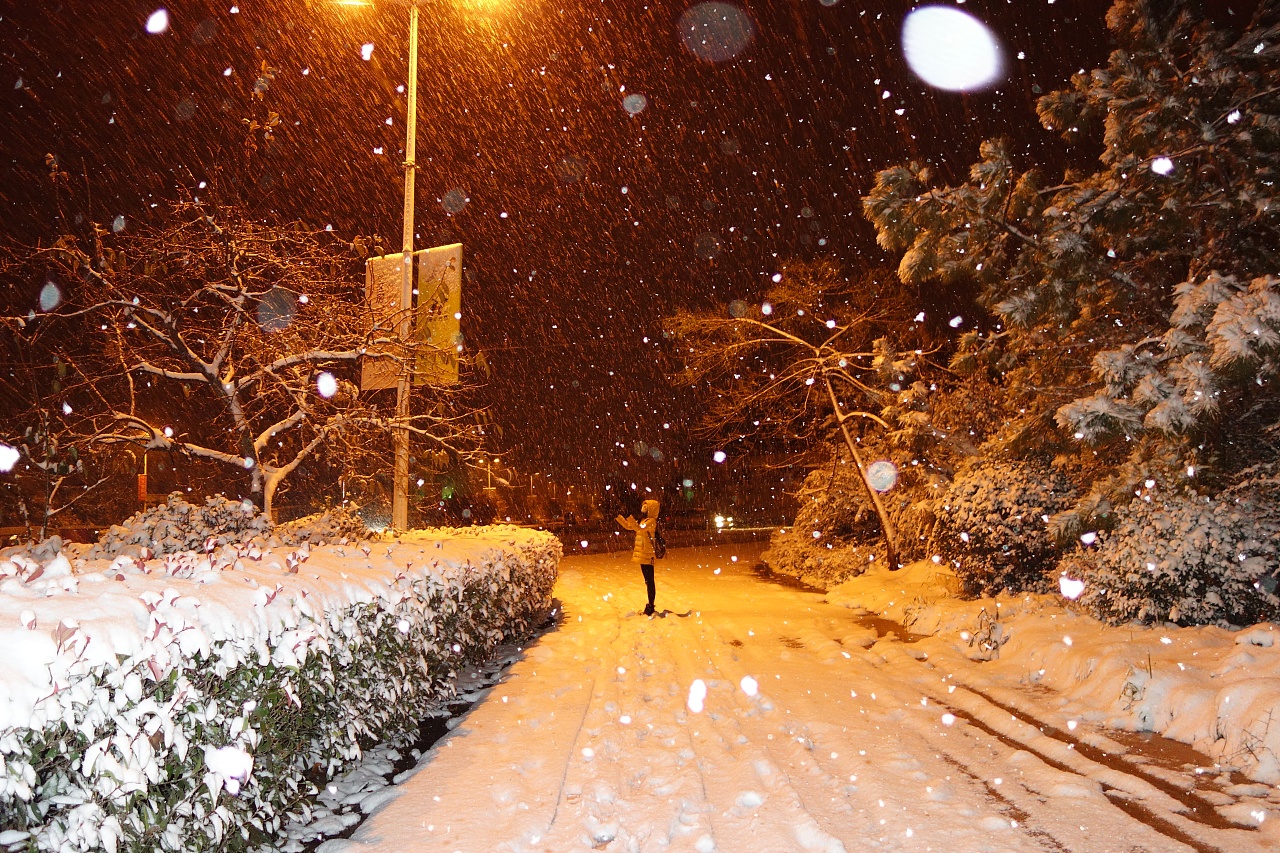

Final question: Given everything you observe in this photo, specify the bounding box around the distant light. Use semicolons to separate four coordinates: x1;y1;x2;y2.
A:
145;9;170;34
1151;157;1174;175
712;450;727;463
316;372;338;398
902;7;1002;92
0;443;19;472
361;43;375;61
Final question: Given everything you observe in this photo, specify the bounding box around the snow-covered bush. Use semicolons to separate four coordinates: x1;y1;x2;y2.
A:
1058;487;1280;626
274;503;371;547
762;529;883;589
762;459;899;587
85;494;276;559
791;461;881;542
928;459;1076;595
0;527;560;852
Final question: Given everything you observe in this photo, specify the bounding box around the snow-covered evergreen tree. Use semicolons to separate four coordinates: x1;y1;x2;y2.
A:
928;459;1077;595
864;0;1280;503
864;0;1279;619
1058;481;1280;626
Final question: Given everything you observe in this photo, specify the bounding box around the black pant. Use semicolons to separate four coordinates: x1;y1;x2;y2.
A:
640;563;655;606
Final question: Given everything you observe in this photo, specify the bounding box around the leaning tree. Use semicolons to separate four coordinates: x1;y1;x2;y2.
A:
665;260;935;569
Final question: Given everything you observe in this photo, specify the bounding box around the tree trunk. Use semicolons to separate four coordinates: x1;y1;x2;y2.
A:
823;375;902;569
263;470;278;524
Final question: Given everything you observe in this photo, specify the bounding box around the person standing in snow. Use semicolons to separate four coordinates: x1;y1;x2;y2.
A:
616;498;660;616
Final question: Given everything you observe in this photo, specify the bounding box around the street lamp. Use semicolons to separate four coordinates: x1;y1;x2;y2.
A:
337;0;420;530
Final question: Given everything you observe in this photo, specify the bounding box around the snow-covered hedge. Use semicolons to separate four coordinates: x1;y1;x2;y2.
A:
928;459;1076;595
85;494;277;560
0;526;560;852
83;494;374;561
1058;486;1280;626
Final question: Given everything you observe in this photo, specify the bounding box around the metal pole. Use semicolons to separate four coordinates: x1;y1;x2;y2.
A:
393;1;419;531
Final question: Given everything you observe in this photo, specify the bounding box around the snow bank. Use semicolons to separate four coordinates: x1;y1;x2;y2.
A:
0;526;560;852
828;559;1280;785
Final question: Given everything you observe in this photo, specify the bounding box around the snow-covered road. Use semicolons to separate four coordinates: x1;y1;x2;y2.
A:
346;545;1276;852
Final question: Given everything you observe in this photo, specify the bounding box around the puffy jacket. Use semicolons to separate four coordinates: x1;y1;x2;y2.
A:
617;499;660;563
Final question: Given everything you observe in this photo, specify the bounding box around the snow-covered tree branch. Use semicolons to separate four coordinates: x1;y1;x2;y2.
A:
7;194;488;519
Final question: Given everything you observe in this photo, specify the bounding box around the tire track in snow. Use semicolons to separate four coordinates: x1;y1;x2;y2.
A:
728;602;1221;851
718;623;1071;851
860;640;1271;853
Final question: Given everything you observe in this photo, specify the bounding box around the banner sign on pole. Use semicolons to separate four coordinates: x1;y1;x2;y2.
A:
414;243;462;386
360;251;412;391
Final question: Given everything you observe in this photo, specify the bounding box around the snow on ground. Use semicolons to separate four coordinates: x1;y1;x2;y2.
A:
825;559;1280;786
336;545;1280;853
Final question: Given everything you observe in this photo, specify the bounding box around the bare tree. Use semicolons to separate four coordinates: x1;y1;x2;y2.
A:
0;264;128;538
666;260;933;568
22;195;486;520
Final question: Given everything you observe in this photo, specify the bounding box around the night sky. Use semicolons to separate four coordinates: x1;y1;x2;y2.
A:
0;0;1118;491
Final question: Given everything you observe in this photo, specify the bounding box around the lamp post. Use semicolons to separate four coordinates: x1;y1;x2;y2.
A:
392;1;420;531
342;0;420;529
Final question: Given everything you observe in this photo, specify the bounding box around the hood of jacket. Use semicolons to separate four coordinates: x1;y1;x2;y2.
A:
641;499;660;519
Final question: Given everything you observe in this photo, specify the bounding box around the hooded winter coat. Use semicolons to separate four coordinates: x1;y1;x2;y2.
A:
616;499;660;563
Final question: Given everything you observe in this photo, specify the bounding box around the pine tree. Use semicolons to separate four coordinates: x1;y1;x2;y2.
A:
863;0;1280;528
